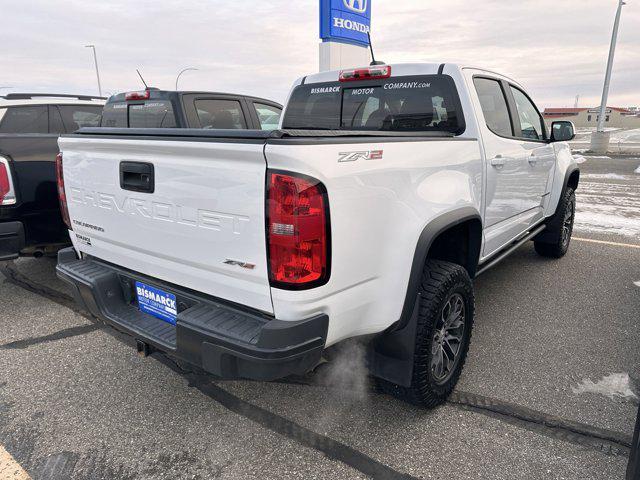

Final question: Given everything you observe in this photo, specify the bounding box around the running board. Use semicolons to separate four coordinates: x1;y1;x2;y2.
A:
476;224;546;277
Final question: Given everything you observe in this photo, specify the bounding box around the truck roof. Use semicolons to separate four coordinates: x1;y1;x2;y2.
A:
105;89;281;107
301;62;522;89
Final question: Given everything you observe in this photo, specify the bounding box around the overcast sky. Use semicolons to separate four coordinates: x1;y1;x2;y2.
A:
1;0;638;109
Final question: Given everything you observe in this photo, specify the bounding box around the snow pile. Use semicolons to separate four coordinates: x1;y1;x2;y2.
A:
611;128;640;143
569;128;640;152
575;176;640;237
572;373;638;403
581;173;628;180
571;127;640;143
575;211;640;237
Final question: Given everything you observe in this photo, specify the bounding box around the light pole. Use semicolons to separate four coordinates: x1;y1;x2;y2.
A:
597;0;626;132
175;67;198;90
85;45;103;97
591;0;626;152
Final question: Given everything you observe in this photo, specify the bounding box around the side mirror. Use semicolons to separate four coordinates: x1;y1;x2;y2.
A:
550;121;575;142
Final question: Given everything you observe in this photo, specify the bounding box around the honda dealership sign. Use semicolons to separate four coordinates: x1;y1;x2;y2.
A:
320;0;372;47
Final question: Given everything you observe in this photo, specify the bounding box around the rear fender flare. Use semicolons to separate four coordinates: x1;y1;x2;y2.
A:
397;206;481;331
368;207;481;387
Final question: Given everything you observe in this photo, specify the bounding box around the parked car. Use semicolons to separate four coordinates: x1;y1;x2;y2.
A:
0;93;104;260
100;88;282;130
55;63;578;407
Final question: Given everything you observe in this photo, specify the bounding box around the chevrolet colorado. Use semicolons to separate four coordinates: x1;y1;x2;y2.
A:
56;63;579;406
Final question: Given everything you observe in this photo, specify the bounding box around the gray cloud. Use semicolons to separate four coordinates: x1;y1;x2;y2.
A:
0;0;637;108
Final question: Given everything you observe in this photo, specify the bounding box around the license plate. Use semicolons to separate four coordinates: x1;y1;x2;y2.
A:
135;281;177;325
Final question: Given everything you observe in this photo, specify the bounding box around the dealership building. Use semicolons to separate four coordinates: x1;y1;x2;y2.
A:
543;106;640;129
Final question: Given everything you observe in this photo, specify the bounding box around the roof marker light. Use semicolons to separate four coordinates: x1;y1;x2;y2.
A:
125;89;151;101
339;65;391;82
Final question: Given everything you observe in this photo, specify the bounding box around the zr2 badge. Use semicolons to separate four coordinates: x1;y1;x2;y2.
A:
338;150;383;163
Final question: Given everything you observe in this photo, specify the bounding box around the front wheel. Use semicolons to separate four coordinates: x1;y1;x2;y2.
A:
378;260;475;408
534;187;575;258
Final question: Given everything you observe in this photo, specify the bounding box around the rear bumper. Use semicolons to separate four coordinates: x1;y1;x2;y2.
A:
56;247;328;381
0;221;25;261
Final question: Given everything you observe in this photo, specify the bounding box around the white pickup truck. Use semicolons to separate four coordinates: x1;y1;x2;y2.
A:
56;63;579;407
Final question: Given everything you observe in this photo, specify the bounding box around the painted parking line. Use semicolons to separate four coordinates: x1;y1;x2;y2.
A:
573;237;640;249
0;445;30;479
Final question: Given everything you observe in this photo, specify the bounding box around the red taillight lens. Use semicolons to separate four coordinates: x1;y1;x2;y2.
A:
0;164;10;204
339;65;391;82
267;171;330;288
125;90;150;100
0;157;16;206
55;153;72;230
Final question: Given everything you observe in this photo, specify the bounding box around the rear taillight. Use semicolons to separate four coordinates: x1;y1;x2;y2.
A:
267;171;330;289
125;90;150;101
339;65;391;82
0;156;16;206
55;153;72;230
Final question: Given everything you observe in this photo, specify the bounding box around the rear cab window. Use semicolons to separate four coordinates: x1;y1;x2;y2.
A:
101;100;176;128
100;102;127;127
282;75;465;134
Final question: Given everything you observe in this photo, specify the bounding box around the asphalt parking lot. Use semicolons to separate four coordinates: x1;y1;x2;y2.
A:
0;154;638;480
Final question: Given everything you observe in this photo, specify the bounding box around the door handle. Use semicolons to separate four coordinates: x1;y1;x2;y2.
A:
528;153;538;165
120;161;155;193
490;155;506;167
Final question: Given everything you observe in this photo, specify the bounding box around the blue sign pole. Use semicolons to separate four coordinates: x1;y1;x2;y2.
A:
319;0;372;71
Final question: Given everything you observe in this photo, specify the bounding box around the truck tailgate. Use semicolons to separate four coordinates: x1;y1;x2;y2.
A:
58;135;273;314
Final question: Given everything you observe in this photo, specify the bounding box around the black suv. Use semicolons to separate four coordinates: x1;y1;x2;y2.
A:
100;89;282;130
0;93;105;260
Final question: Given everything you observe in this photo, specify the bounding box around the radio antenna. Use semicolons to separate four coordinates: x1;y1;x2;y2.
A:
367;32;385;66
136;69;149;89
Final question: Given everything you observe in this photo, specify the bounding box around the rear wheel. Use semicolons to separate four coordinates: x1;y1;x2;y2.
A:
378;260;474;408
534;187;575;258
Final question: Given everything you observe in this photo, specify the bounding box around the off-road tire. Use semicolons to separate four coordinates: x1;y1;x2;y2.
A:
377;259;474;408
534;187;575;258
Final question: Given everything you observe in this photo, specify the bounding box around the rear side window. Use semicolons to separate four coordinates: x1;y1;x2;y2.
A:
473;78;513;137
129;101;176;128
282;75;464;134
0;106;48;133
254;103;282;130
58;105;102;131
194;99;246;129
